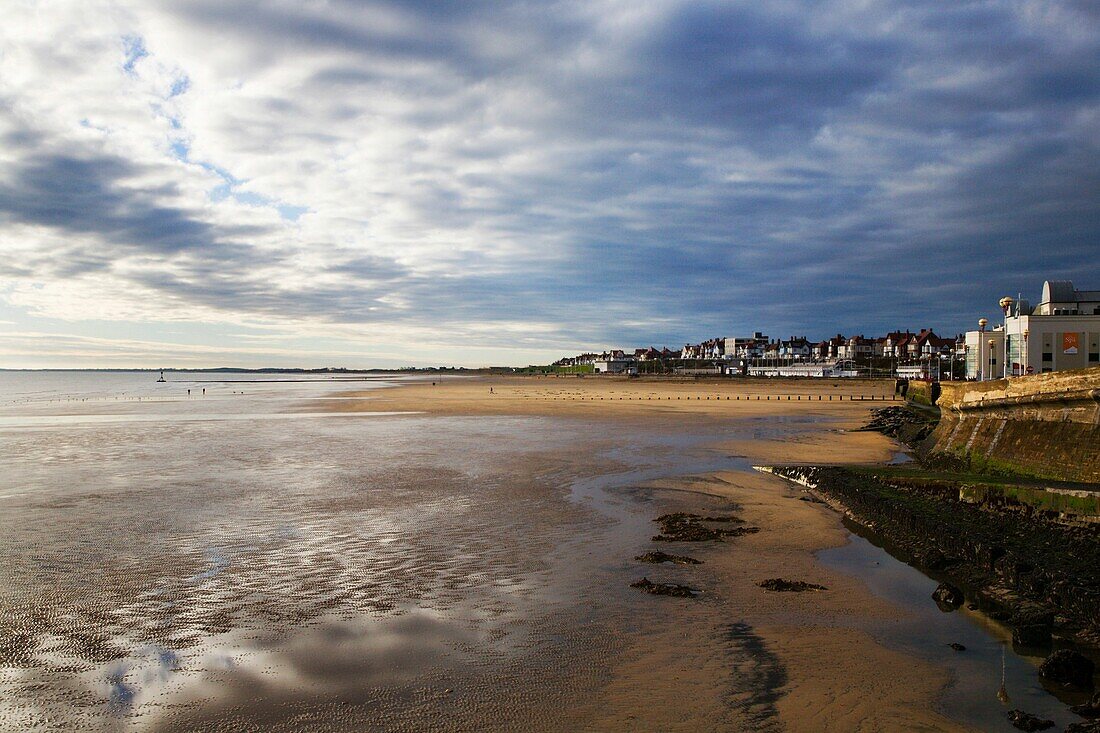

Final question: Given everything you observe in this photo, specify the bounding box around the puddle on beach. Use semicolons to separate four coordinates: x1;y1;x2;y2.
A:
820;524;1088;731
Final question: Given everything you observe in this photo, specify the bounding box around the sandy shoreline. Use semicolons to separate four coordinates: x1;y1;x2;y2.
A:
0;374;982;731
325;375;968;732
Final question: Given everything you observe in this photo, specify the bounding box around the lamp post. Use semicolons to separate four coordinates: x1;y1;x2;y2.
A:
988;338;995;382
978;318;988;380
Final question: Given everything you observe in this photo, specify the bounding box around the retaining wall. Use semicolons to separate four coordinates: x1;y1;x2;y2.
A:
925;367;1100;483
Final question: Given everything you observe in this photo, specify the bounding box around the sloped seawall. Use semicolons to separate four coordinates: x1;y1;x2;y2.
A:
924;367;1100;484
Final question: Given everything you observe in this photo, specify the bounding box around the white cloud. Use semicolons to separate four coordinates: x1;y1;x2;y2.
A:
0;0;1097;366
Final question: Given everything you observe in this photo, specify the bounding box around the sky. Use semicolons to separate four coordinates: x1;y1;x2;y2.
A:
1;0;1098;368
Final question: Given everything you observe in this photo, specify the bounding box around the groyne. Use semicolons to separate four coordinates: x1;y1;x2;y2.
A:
921;367;1100;484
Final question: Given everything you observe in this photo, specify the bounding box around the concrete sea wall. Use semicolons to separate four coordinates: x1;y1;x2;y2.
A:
924;367;1100;483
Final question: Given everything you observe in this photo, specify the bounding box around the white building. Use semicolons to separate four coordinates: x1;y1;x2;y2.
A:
592;359;637;374
965;280;1100;379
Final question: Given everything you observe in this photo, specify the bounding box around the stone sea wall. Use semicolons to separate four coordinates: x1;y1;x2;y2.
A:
923;367;1100;484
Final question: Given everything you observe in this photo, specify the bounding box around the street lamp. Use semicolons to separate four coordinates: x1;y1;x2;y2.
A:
978;318;988;380
988;338;995;382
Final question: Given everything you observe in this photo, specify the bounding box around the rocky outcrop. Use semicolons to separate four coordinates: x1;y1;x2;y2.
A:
767;465;1100;645
630;577;698;598
859;406;936;444
1071;692;1100;718
1038;649;1095;691
757;578;827;592
1006;709;1054;731
651;513;760;542
635;551;702;565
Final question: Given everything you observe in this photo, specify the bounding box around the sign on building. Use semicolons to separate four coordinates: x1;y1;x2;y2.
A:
1063;332;1080;355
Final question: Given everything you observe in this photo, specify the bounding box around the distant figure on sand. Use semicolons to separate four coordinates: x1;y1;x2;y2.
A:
489;387;494;394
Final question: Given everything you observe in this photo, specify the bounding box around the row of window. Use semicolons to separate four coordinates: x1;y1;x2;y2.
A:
1050;307;1100;315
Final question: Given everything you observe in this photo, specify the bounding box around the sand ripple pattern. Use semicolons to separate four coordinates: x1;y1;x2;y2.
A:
1;413;786;731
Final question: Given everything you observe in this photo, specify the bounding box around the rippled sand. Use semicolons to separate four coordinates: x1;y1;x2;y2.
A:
1;376;965;732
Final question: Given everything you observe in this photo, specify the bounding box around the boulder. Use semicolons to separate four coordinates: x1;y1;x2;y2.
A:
1006;710;1054;731
1071;692;1100;718
1067;721;1100;733
948;642;966;652
931;582;964;611
1012;624;1052;648
1038;649;1095;691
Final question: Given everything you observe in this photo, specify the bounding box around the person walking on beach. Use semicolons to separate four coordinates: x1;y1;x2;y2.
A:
489;387;494;394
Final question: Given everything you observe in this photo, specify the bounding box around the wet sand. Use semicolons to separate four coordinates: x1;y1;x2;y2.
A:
0;374;974;731
329;376;966;732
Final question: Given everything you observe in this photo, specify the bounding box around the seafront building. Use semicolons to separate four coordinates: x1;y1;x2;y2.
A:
965;280;1100;379
555;326;964;378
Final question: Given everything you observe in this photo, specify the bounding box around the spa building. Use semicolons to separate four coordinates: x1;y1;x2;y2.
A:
965;280;1100;379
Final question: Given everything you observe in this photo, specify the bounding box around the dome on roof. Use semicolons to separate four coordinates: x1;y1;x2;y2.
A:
1042;280;1076;303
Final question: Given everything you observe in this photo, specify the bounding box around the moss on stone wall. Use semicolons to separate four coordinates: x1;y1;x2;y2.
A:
928;415;1100;484
924;367;1100;484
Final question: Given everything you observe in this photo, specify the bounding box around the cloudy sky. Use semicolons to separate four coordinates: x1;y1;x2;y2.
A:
1;1;1097;367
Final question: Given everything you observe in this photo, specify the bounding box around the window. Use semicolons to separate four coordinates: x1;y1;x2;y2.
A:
1042;352;1053;362
1091;353;1099;363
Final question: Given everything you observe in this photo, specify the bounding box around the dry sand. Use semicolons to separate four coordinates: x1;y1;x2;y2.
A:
329;375;966;732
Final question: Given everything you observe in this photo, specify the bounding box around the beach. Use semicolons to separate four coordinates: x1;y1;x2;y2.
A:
1;372;1064;731
326;375;967;731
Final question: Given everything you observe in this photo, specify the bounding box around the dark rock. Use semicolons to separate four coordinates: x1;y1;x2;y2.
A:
798;494;824;503
948;642;966;651
1067;721;1100;733
1006;709;1054;731
630;577;698;598
758;578;827;592
634;551;702;565
720;526;761;537
1012;624;1052;648
967;603;979;611
1038;649;1095;691
857;406;933;441
1014;610;1056;628
652;513;757;542
918;549;948;571
1071;691;1100;718
931;582;964;611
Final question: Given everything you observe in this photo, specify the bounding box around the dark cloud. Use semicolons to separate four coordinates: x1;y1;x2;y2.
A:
0;150;267;262
3;0;1099;354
